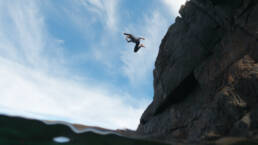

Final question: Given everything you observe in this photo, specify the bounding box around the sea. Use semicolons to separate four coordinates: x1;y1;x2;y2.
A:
0;115;258;145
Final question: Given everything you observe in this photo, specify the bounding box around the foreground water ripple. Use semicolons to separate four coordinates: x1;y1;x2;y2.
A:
0;114;258;145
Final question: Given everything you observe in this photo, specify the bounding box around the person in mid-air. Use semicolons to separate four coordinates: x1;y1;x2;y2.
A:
123;33;145;53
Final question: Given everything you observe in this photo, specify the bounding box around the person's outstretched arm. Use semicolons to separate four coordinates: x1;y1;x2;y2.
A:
123;33;131;36
124;33;133;42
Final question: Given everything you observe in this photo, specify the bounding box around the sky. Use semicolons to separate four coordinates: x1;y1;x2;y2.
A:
0;0;186;130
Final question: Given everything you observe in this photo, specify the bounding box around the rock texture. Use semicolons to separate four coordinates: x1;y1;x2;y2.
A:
137;0;258;142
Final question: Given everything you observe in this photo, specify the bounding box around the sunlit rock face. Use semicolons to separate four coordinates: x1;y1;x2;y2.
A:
137;0;258;142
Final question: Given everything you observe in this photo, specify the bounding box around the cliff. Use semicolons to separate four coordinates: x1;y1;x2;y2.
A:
137;0;258;142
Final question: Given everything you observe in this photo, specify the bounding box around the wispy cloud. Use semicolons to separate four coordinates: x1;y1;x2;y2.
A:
0;0;44;65
162;0;187;16
0;0;65;71
78;0;119;31
0;58;148;129
50;0;122;72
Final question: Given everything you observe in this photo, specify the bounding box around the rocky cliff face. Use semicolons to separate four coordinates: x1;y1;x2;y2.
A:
137;0;258;142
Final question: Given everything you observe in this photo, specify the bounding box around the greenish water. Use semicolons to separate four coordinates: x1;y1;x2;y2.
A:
0;115;168;145
1;115;258;145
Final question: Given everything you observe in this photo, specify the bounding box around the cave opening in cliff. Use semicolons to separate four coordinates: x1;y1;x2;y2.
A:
155;72;199;115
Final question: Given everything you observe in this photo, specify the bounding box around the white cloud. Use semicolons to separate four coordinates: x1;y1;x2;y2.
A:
78;0;118;31
54;0;120;69
0;0;42;65
0;0;148;130
121;11;170;85
0;58;148;129
162;0;187;16
0;0;65;70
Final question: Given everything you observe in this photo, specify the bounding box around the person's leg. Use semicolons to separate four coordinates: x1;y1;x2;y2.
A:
134;42;140;52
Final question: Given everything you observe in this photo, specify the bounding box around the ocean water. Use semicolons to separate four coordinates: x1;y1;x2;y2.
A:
1;115;258;145
0;115;168;145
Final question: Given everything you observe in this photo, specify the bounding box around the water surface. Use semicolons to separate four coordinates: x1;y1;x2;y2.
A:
1;115;258;145
0;115;168;145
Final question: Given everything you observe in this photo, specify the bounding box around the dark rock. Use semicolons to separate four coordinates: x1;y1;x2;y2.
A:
137;0;258;143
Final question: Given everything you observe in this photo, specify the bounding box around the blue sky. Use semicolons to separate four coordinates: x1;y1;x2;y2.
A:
0;0;186;130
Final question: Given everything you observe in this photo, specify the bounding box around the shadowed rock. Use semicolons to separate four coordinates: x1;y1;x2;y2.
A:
137;0;258;143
